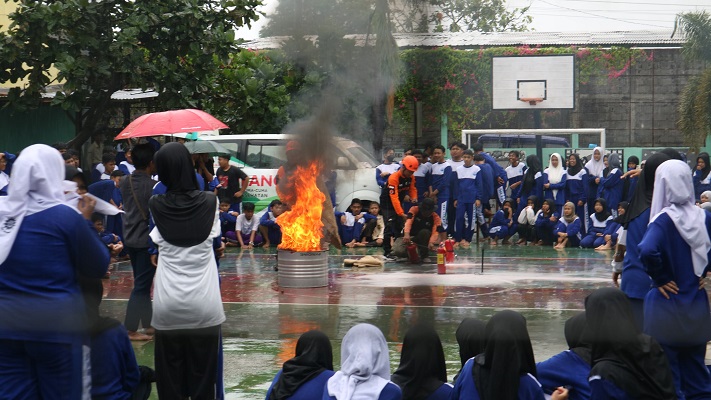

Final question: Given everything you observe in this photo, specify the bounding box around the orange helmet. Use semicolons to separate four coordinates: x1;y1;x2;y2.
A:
286;140;300;153
402;155;419;172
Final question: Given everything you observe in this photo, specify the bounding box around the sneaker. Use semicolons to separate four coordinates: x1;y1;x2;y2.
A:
383;254;398;262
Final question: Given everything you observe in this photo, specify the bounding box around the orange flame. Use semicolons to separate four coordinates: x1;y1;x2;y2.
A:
276;161;325;251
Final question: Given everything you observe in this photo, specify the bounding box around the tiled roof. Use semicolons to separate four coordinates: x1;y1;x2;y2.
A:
242;30;683;50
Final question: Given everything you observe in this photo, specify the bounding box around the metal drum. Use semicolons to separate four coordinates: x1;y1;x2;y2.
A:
277;250;329;288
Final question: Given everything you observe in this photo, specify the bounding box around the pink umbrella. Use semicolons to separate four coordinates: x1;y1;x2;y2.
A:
114;109;228;140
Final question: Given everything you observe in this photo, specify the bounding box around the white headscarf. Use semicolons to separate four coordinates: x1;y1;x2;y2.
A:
327;323;391;400
650;159;711;276
546;153;565;199
0;145;66;264
585;147;605;178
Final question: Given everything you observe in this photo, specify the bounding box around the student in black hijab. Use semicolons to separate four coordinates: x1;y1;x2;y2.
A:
148;142;226;399
450;310;568;400
585;288;676;399
517;155;544;216
392;324;450;400
536;313;591;400
694;152;711;201
266;330;334;400
453;318;486;382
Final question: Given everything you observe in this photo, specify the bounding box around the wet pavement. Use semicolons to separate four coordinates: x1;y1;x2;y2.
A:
100;244;618;399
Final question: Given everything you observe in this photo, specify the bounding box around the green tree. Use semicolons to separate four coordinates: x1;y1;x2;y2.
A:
0;0;262;148
429;0;531;32
674;11;711;151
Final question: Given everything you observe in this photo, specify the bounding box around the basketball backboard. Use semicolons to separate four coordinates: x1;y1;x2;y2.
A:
492;55;575;110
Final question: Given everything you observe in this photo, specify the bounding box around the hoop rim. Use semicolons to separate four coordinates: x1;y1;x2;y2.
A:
519;97;544;105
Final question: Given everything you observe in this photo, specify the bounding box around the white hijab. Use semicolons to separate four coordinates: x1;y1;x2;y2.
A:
327;324;391;400
585;147;605;178
546;153;565;198
0;145;67;264
650;160;711;276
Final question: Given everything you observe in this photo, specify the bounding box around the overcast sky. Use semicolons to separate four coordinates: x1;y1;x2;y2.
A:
235;0;710;40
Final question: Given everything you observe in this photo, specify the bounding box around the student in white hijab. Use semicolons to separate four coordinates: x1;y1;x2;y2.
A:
543;153;567;208
0;144;109;399
325;324;402;400
638;159;711;399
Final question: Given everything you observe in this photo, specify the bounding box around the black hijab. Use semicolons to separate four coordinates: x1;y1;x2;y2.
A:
567;153;583;177
542;199;556;217
585;288;676;400
149;143;216;247
392;324;447;400
626;156;639;171
522;155;543;194
593;198;611;222
269;330;334;400
565;312;591;365
473;310;537;400
526;195;540;212
698;153;711;179
623;152;672;228
453;318;486;382
614;201;629;224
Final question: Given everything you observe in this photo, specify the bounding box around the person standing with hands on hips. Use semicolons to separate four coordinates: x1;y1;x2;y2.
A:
215;153;249;213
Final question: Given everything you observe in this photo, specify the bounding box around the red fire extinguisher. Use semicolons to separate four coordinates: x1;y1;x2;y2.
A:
437;243;447;274
406;242;420;264
444;236;455;263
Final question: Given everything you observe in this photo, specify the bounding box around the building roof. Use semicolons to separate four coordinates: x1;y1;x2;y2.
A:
242;30;684;50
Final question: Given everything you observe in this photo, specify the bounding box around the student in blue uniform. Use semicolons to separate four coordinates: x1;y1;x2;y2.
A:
565;154;587;234
517;196;539;245
428;145;452;232
0;144;109;400
622;156;639;202
488;199;516;245
453;318;486;382
336;198;371;248
543;153;567;209
584;147;605;218
412;149;431;202
323;324;401;400
266;330;334;400
595;201;627;250
535;199;559;246
554;202;581;249
506;150;526;208
474;154;495;237
450;310;568;400
259;199;284;248
453;150;483;247
597;153;623;217
473;143;508;205
391;324;452;400
517;155;544;218
536;313;591;400
585;288;676;400
0;151;16;196
580;198;612;248
376;148;400;188
638;159;711;400
693;152;711;202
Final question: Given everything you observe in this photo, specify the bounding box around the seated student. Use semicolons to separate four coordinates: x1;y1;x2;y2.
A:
536;313;591;400
392;324;452;400
517;195;539;245
323;324;402;400
450;310;569;400
534;199;559;246
585;288;676;400
219;200;239;245
580;198;612;249
453;318;486;382
402;198;443;263
92;214;122;246
336;198;372;248
266;330;334;400
488;199;516;245
554;202;582;249
259;199;284;248
595;201;628;250
235;202;263;249
359;201;385;247
700;190;711;211
0;151;16;196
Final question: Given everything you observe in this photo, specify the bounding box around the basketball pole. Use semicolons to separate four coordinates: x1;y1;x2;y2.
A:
534;110;543;161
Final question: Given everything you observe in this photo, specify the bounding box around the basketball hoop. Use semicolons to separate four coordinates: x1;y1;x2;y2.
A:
520;98;543;106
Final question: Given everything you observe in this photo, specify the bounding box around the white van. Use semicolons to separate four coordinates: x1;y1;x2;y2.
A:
205;134;382;213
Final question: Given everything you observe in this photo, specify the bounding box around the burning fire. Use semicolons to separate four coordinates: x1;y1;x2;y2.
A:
276;161;325;251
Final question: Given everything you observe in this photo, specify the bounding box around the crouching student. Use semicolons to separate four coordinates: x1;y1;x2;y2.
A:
235;202;263;249
596;201;627;250
517;196;538;245
535;199;559;246
402;198;442;263
488;199;516;245
219;200;239;246
93;213;122;246
359;202;385;247
580;198;612;249
259;199;284;248
336;198;373;248
554;202;582;249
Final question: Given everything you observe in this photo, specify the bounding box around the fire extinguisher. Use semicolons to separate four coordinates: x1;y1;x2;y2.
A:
437;243;447;274
444;236;455;263
406;241;420;264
